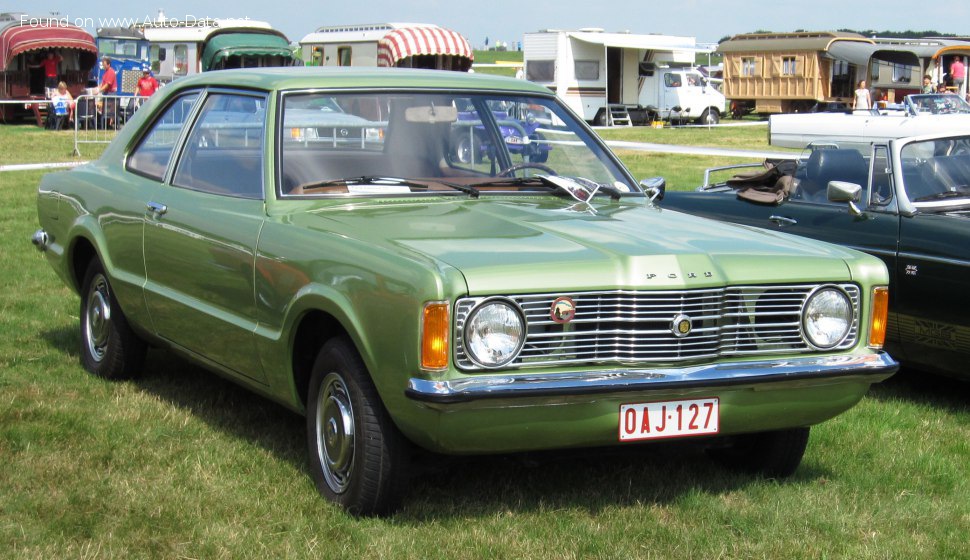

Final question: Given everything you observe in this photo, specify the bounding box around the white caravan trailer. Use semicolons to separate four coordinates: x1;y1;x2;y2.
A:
300;23;473;71
523;29;724;125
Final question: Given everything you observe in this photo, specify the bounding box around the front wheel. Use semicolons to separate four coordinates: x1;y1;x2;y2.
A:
708;426;810;478
306;337;410;515
79;259;146;379
698;108;720;125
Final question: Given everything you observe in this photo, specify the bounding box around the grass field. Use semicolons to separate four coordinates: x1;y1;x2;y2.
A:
1;124;969;558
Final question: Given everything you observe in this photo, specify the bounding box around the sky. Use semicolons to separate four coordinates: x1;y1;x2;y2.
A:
14;0;970;48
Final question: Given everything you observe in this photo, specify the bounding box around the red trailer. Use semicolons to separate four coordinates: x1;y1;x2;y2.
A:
1;13;97;123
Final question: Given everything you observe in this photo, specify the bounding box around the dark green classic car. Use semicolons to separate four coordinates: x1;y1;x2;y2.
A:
33;68;897;515
662;135;970;381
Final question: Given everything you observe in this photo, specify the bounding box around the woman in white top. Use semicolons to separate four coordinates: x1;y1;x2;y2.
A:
853;80;871;111
48;81;74;130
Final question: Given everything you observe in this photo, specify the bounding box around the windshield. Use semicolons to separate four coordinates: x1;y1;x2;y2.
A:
905;94;970;115
900;136;970;209
279;91;637;197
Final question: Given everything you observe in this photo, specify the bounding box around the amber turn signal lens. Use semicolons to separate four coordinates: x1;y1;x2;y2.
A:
421;302;449;370
869;286;889;348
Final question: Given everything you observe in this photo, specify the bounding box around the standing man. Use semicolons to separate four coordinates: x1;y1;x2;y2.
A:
951;56;966;95
30;51;62;97
97;57;117;95
135;65;159;104
97;57;117;129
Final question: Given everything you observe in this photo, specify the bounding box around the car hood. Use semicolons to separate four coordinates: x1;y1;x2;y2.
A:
295;197;862;293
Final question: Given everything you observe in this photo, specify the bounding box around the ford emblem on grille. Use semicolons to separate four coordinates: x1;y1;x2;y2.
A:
671;314;692;338
550;297;577;324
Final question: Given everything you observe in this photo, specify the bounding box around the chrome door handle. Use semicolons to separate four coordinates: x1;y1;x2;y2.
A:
769;215;797;227
146;201;168;216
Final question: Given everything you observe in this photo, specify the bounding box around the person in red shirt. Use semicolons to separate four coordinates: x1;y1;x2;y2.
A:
97;57;117;128
136;65;159;97
30;51;62;95
97;57;116;94
134;65;160;111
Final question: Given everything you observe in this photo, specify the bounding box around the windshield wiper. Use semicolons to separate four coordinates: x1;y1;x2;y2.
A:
468;175;625;201
297;176;479;198
912;188;970;202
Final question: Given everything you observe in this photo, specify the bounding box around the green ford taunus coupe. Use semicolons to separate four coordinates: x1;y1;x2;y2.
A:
33;67;898;515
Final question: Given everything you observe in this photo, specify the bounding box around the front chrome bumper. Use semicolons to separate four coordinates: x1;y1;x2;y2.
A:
31;229;50;251
406;352;898;405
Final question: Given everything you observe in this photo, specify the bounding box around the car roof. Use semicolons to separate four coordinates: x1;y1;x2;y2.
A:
168;66;553;95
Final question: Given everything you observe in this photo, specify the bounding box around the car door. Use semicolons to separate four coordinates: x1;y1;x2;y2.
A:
142;90;268;381
120;90;203;327
891;136;970;375
895;213;970;374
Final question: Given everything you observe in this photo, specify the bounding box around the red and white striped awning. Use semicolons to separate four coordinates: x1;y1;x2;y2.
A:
376;26;473;67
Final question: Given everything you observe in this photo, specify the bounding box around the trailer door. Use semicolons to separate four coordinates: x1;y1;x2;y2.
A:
607;47;622;104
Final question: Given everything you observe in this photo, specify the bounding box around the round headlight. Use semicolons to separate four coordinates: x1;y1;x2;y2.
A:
802;287;853;349
463;299;525;368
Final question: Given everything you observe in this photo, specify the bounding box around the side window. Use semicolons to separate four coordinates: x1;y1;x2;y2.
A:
171;93;266;199
174;44;188;76
574;60;599;80
338;47;352;66
664;73;682;88
127;91;201;180
526;60;554;82
870;145;894;206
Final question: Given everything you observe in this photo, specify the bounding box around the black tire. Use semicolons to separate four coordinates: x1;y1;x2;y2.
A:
79;259;147;379
709;427;810;478
529;135;549;163
698;108;720;125
592;109;607;127
306;337;410;515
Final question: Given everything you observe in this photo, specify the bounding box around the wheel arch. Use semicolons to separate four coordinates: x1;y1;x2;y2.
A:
68;233;101;294
290;309;351;409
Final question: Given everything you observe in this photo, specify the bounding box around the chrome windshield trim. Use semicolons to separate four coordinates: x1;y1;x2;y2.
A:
406;352;898;404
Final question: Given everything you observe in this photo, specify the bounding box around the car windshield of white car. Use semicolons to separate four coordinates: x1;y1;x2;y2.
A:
279;91;636;197
901;137;970;209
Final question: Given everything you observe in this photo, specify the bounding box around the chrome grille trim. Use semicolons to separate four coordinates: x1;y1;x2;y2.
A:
455;284;861;370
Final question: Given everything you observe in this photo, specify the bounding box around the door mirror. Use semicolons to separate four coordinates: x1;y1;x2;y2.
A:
827;181;863;215
640;177;666;202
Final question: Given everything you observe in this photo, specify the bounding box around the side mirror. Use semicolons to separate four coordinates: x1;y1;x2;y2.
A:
640;177;666;202
827;181;863;216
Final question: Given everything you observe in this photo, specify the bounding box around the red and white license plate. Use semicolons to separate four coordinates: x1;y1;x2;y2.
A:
619;398;719;441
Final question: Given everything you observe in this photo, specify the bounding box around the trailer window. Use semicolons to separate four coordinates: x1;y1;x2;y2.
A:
526;60;554;82
338;47;352;67
782;56;797;76
891;63;912;84
574;60;599;81
741;57;757;77
174;44;188;76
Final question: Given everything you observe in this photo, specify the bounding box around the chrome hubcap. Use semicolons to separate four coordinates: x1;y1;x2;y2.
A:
315;372;355;493
85;274;111;362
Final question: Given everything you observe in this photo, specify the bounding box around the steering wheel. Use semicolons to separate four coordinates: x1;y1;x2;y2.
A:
498;162;557;177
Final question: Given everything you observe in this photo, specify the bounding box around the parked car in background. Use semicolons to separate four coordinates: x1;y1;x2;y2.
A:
661;132;970;380
452;102;552;164
34;67;897;515
770;94;970;148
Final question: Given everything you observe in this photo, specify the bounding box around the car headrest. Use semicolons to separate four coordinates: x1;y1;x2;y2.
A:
806;149;867;184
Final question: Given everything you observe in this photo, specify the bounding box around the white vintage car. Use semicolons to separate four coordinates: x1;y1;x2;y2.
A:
770;94;970;148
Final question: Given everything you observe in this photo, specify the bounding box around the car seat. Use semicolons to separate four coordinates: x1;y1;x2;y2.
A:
796;149;868;203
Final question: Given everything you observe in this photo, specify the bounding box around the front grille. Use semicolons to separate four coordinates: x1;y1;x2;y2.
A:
455;284;860;370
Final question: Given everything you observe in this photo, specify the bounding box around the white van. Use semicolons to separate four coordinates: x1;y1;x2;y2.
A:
523;29;725;125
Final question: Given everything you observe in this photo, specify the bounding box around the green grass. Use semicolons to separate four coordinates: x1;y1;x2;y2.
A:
0;123;111;164
472;50;523;77
2;125;969;558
